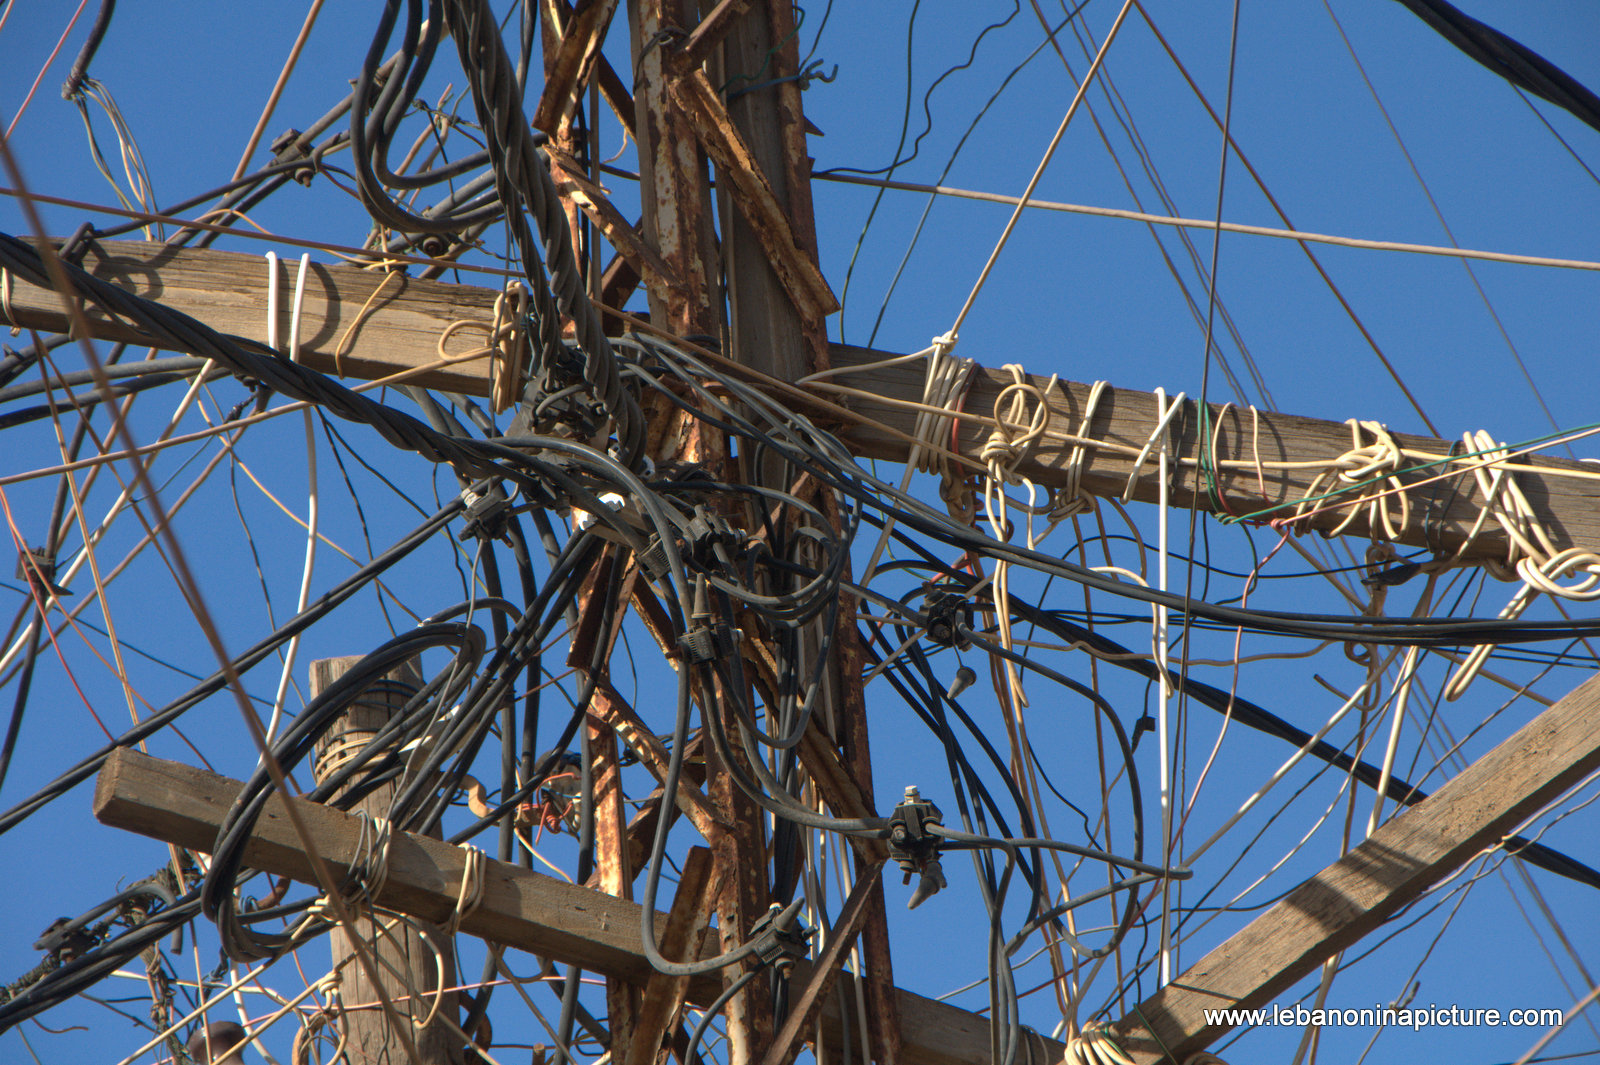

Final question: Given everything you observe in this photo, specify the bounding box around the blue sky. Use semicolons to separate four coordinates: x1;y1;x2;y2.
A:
2;3;1600;1063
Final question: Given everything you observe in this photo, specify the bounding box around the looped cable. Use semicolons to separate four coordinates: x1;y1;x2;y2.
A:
1049;379;1107;524
435;280;531;414
909;332;976;521
1441;430;1600;698
980;365;1057;483
1446;545;1600;700
340;815;395;913
445;844;486;941
1122;389;1186;502
1291;419;1413;542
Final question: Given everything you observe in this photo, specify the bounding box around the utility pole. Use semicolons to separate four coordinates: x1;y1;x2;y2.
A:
7;5;1598;1064
309;656;461;1065
619;1;897;1060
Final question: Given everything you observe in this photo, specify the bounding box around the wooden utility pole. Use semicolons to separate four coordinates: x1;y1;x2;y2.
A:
310;656;461;1065
622;2;894;1061
96;661;1600;1065
16;6;1598;1063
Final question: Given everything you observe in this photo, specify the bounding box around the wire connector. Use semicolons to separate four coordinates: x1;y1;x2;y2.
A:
684;504;741;566
922;589;973;649
635;533;672;582
679;574;738;664
748;902;809;975
887;785;947;909
269;128;316;186
457;482;513;544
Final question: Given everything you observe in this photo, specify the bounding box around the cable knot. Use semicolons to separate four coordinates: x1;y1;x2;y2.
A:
981;365;1055;483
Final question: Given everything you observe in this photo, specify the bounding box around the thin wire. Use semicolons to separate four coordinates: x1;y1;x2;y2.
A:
231;0;329;182
941;0;1136;351
265;253;317;744
814;172;1600;274
1166;0;1242;989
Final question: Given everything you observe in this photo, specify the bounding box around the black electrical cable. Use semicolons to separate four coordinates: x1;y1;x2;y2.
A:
1393;0;1600;136
685;965;763;1063
0;370;224;431
0;498;463;836
1001;599;1600;891
202;623;485;960
442;0;645;468
60;0;117;101
634;337;1600;648
865;535;1600;895
0;598;43;797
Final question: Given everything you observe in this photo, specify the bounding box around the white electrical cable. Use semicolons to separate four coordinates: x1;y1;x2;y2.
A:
265;253;316;744
1366;647;1421;837
1183;676;1377;866
858;337;973;586
1153;386;1176;987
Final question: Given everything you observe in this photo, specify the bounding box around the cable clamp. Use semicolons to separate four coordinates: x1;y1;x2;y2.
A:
678;621;738;664
887;785;947;909
679;573;738;663
635;533;672;582
922;588;972;649
457;481;514;544
685;504;741;566
269;128;316;186
748;902;810;975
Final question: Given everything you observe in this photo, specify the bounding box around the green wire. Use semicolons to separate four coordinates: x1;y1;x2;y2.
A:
1218;420;1600;526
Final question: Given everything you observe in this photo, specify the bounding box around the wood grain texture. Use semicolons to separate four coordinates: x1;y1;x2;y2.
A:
310;657;460;1065
1110;670;1600;1063
15;240;1597;564
8;239;503;396
826;342;1600;565
625;846;720;1065
530;0;621;136
669;67;838;322
92;748;1066;1065
761;862;884;1065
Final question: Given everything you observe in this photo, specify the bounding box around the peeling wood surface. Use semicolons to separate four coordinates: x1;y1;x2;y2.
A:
548;151;684;298
760;863;884;1065
531;0;622;136
677;0;754;70
630;0;719;335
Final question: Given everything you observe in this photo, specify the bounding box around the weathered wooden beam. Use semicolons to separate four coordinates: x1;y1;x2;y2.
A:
530;0;622;137
547;151;684;299
6;239;506;396
625;846;721;1065
12;239;1598;566
667;67;838;324
537;0;635;134
92;747;1064;1065
630;0;720;336
677;0;754;71
310;657;459;1065
824;342;1600;567
1111;670;1600;1064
